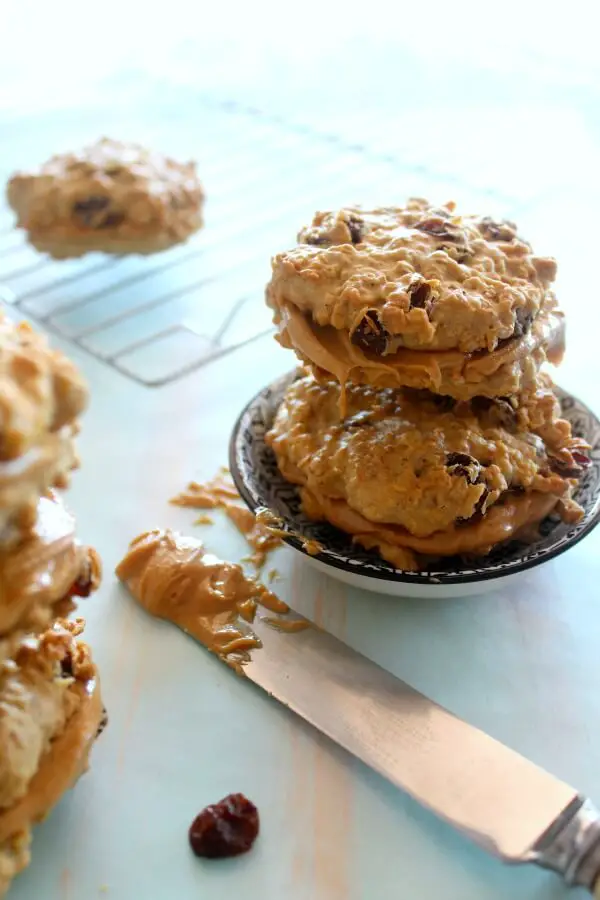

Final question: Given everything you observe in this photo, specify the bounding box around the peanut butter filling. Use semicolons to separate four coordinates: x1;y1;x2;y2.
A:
0;492;101;658
301;485;561;571
278;298;564;400
116;530;302;671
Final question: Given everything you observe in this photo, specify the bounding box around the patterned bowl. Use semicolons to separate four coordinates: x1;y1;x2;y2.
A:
229;371;600;598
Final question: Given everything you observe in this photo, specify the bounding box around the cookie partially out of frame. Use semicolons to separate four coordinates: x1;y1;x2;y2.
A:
7;137;204;258
0;313;88;546
0;620;104;897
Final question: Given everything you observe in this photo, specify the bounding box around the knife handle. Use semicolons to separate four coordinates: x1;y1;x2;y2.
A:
532;798;600;893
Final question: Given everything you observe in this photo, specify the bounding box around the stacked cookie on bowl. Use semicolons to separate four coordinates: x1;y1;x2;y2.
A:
265;199;590;571
0;314;103;896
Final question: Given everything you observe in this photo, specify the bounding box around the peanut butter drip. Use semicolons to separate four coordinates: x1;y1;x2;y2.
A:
171;472;282;568
0;492;100;653
302;487;560;571
116;530;291;670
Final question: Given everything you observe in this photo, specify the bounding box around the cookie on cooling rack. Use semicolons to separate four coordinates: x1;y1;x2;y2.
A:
6;137;204;259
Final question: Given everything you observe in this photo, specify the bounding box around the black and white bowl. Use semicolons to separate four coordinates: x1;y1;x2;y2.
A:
229;371;600;598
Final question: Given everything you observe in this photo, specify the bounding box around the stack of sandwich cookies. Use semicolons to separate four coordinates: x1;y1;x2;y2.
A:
0;312;103;896
265;199;589;571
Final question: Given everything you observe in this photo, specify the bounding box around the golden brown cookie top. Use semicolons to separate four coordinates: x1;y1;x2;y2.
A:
267;198;557;354
0;313;87;460
6;137;203;256
266;374;586;538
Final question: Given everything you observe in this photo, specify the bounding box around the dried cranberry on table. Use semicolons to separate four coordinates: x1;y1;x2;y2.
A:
188;793;259;859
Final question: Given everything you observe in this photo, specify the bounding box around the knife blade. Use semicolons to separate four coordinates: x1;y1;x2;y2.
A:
241;609;600;894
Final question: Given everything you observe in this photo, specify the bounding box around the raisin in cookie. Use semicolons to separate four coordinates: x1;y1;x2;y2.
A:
266;374;586;570
267;199;562;397
6;137;204;258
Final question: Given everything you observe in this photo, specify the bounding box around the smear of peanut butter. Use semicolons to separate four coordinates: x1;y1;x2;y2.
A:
171;471;282;568
116;529;306;672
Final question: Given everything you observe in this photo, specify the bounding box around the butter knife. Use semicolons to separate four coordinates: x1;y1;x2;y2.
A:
238;609;600;894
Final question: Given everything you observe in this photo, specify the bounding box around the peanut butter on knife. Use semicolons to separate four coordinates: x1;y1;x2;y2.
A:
116;529;306;671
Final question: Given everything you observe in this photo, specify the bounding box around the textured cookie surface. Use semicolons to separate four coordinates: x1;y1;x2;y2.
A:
268;199;557;354
266;374;586;567
7;137;204;258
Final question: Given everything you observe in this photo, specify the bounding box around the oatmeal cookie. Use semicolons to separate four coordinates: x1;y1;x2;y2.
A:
266;374;587;569
268;200;562;396
7;137;204;258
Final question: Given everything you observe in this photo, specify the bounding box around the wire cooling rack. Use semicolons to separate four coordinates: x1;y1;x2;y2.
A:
0;99;520;387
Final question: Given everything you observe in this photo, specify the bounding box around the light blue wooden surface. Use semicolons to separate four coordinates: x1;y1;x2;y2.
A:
3;8;600;896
